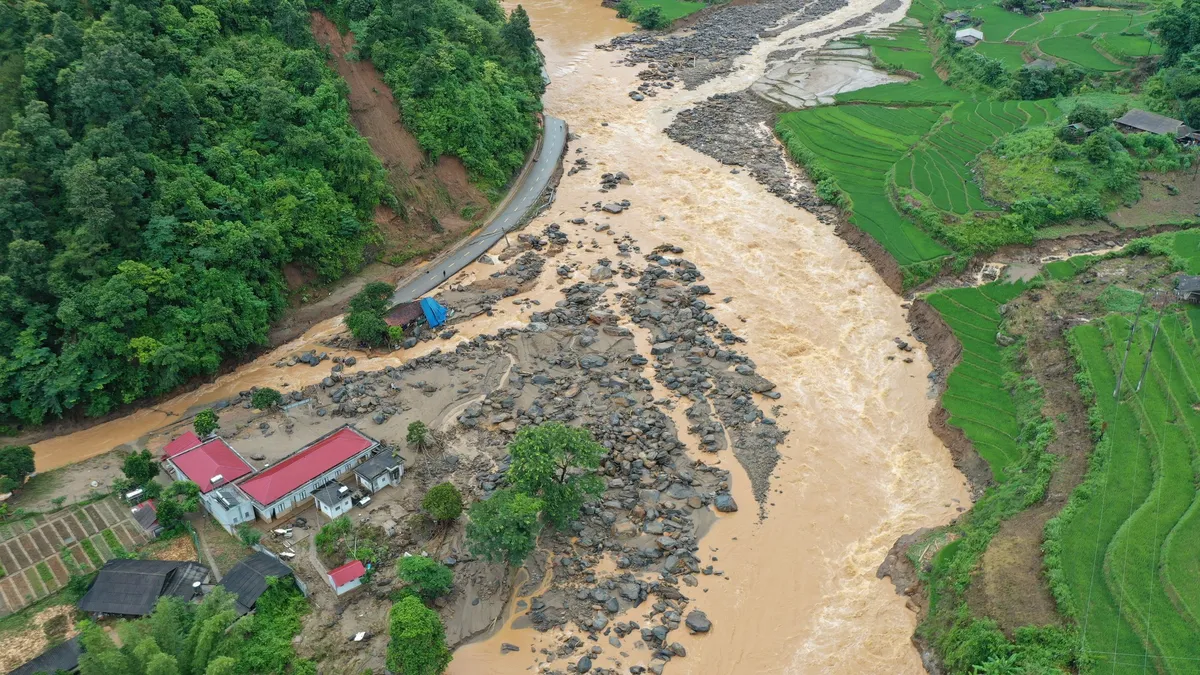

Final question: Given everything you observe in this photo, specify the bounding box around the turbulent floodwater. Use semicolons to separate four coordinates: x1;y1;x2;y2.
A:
30;0;971;671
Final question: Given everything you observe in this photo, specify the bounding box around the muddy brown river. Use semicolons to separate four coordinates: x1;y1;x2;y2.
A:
30;0;970;671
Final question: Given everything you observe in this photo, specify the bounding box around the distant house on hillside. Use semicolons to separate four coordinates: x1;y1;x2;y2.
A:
1114;109;1192;138
943;10;970;24
1176;276;1200;303
1025;58;1056;70
955;28;984;45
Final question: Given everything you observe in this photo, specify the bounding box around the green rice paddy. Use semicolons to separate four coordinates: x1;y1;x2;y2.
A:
1062;307;1200;672
837;27;970;104
896;100;1061;214
983;7;1157;71
924;282;1029;481
777;105;951;269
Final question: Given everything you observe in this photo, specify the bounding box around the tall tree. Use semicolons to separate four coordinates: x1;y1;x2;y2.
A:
0;444;35;492
465;488;542;566
505;422;604;528
122;448;160;486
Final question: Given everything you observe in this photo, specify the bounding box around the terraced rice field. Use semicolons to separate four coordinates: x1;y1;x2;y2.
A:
777;105;950;269
895;100;1061;214
924;282;1028;481
974;41;1028;69
1002;8;1155;71
837;26;969;104
1063;306;1200;673
1043;253;1097;280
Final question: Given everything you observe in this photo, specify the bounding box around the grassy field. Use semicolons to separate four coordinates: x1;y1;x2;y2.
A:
924;282;1028;481
777;105;951;272
896;100;1060;214
619;0;708;21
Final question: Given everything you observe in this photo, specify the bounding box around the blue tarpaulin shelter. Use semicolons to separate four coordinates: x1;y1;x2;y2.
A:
420;298;448;328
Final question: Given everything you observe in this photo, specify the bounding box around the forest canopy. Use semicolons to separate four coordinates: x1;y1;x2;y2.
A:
0;0;543;427
313;0;546;189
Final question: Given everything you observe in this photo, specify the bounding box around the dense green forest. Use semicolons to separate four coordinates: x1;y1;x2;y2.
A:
0;0;543;428
312;0;545;190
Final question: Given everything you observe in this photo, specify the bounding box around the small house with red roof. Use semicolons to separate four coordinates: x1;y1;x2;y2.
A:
327;560;366;595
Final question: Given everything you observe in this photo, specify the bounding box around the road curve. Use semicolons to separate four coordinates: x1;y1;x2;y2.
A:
389;116;567;306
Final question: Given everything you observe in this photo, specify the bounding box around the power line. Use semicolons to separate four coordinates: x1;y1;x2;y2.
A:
1135;301;1165;393
1113;291;1148;398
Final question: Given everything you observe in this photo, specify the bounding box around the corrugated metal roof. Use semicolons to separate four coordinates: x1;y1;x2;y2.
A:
385;302;423;327
353;451;402;481
220;552;293;614
78;560;209;616
171;439;254;493
162;431;202;460
313;482;350;508
328;560;365;587
239;426;377;505
10;636;82;675
1114;109;1185;136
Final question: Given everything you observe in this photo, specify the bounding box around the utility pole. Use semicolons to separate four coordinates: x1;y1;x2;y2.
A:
1114;290;1148;398
1135;302;1165;393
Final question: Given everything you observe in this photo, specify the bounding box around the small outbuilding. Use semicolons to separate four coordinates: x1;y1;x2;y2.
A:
955;28;984;45
130;500;160;536
11;636;83;675
313;482;353;519
220;551;295;615
1175;275;1200;303
327;560;366;596
384;301;423;329
353;451;404;494
1114;109;1192;138
78;559;210;618
1025;58;1056;70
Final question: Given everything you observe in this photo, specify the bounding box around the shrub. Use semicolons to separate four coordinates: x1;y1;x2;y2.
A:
251;388;283;410
634;5;668;29
616;0;635;17
422;483;463;524
386;596;451;675
347;282;395;348
237;524;262;547
0;445;35;494
396;555;453;600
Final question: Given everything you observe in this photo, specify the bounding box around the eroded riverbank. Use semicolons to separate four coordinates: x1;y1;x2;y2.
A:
24;0;971;672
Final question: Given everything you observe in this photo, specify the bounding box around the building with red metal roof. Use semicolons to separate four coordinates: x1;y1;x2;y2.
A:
238;426;378;521
161;431;202;461
166;439;254;493
327;560;366;595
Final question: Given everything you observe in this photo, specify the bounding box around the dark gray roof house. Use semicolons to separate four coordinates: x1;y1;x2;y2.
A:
1025;58;1056;70
219;551;294;615
10;636;83;675
78;559;210;617
1176;275;1200;302
353;452;403;483
943;10;969;22
1114;109;1191;137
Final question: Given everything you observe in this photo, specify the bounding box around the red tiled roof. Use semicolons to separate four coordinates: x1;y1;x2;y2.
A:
162;431;202;460
238;427;376;506
328;560;365;587
170;439;254;493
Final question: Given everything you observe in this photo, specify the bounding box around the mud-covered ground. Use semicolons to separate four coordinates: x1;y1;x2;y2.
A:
185;213;786;673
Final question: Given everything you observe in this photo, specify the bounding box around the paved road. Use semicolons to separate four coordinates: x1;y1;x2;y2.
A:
389;116;567;306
